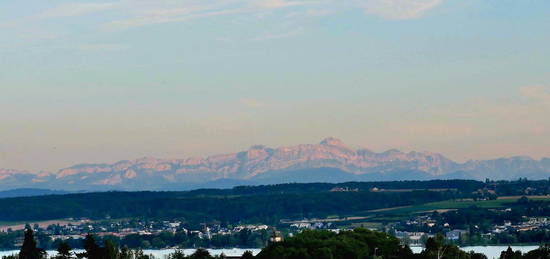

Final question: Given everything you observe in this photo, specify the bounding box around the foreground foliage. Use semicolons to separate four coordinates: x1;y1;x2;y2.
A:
498;245;550;259
5;228;550;259
257;229;488;259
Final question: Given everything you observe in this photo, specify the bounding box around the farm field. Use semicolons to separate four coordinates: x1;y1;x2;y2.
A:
362;195;550;222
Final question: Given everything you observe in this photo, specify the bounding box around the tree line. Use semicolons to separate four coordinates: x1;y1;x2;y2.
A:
4;228;255;259
2;179;546;225
7;228;550;259
0;189;464;224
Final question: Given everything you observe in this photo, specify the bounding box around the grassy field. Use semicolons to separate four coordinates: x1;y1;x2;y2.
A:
0;219;91;232
363;195;550;222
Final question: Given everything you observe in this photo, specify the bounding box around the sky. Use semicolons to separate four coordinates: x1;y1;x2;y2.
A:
1;0;549;172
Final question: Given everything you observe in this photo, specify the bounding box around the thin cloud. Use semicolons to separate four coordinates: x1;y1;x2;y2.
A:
364;0;442;20
104;0;315;30
4;0;444;31
520;86;550;103
22;0;315;31
76;43;129;52
253;0;309;9
425;86;550;138
239;98;265;108
304;9;334;17
17;30;58;41
37;2;118;18
2;2;119;27
252;27;304;41
104;8;247;30
404;123;473;137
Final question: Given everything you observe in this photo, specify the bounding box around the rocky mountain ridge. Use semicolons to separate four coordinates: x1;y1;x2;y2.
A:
1;138;549;191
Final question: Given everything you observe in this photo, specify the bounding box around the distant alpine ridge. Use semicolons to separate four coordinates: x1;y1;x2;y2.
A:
1;138;549;191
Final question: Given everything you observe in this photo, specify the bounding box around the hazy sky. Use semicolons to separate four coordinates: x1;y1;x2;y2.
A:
1;0;549;171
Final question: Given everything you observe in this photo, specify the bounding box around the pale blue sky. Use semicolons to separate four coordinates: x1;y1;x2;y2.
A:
1;0;549;171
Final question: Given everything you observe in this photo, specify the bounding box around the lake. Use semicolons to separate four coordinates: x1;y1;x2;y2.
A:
0;248;262;258
411;245;540;259
0;246;540;258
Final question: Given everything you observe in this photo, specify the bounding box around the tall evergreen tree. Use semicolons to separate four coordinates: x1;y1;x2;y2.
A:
83;234;103;259
104;240;119;259
119;246;132;259
241;250;254;259
499;247;523;259
19;229;45;259
188;248;214;259
57;241;72;259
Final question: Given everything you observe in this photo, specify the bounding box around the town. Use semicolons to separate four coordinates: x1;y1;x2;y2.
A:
2;197;550;251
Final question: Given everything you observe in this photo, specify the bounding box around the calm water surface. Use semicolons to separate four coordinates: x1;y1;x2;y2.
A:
0;248;261;258
411;246;539;259
0;246;539;258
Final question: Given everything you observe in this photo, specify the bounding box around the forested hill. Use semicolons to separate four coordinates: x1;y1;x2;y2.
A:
0;188;70;198
1;179;545;225
189;179;484;195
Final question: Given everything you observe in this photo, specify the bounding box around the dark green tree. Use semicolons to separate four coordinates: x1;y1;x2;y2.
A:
188;248;214;259
523;244;550;259
57;241;72;259
241;250;255;259
499;247;522;259
134;249;153;259
256;228;410;259
19;229;46;259
119;246;132;259
82;234;103;259
166;249;186;259
468;251;488;259
104;240;119;259
422;234;485;259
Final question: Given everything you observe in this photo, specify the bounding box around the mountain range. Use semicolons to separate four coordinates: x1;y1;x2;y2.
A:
1;137;549;191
